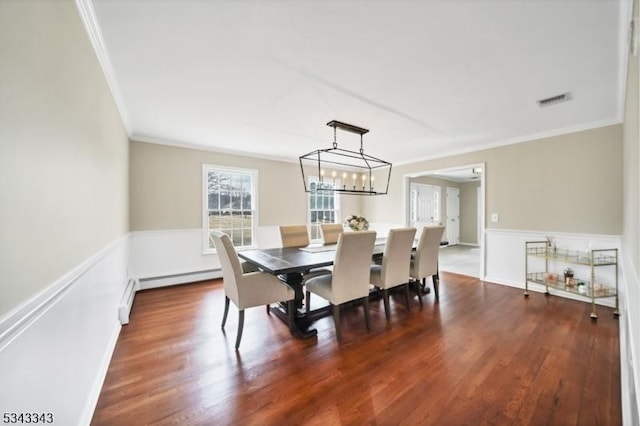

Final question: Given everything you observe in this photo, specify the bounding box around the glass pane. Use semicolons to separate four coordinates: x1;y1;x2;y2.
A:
208;191;219;209
241;174;251;192
242;193;251;210
208;170;220;192
328;195;334;210
232;232;242;246
220;191;230;209
242;229;252;246
242;211;252;228
219;173;231;191
208;211;221;230
231;191;241;209
328;211;335;223
310;225;320;240
230;174;242;191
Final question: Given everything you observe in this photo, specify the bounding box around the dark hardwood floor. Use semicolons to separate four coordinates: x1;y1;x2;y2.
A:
92;273;621;425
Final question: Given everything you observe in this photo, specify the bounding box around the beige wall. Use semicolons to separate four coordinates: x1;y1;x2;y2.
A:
460;181;481;244
0;1;130;317
130;142;362;230
365;125;623;235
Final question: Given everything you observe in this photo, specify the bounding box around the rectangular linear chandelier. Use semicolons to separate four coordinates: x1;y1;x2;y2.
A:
299;120;392;195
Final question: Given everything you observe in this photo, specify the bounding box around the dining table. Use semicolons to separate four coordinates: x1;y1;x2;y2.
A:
238;238;444;338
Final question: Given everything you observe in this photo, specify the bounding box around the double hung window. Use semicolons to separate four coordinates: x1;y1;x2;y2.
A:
204;165;257;251
308;180;339;240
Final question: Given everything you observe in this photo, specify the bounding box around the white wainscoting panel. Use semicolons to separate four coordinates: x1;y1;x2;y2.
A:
484;228;622;308
620;251;640;425
0;235;129;426
129;227;283;289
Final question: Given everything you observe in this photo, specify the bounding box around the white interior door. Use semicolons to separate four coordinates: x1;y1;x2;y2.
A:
409;183;440;226
446;187;460;245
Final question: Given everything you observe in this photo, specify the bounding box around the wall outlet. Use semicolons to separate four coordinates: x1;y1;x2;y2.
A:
491;213;499;223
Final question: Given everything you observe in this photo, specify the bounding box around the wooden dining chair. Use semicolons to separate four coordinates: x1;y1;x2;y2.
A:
305;230;377;342
410;225;445;303
279;225;311;248
370;227;417;320
211;231;295;350
319;223;344;245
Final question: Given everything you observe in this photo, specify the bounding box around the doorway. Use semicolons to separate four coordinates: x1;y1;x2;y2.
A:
404;164;485;278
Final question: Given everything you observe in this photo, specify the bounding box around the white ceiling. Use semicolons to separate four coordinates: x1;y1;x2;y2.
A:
87;0;626;165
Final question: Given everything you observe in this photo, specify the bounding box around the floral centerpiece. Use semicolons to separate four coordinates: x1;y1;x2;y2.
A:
344;215;369;231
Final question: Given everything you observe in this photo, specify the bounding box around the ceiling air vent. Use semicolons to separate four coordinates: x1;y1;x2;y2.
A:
537;92;572;107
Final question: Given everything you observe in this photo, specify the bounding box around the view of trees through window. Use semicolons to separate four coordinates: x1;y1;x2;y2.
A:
206;167;255;249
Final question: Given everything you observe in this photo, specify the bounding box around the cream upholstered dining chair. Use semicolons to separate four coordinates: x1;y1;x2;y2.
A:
370;227;417;320
211;231;295;350
410;225;445;304
319;223;343;245
279;225;310;248
305;230;377;342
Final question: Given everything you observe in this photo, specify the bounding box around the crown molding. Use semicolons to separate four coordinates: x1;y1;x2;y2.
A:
75;0;132;136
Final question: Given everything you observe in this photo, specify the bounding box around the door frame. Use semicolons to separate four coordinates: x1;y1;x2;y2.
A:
402;162;486;279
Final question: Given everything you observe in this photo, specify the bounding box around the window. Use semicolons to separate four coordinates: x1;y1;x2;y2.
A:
204;165;257;251
308;179;339;240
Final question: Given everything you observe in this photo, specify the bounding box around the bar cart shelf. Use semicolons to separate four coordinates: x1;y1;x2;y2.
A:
525;241;619;319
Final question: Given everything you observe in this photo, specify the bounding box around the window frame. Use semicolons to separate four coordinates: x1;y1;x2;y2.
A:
307;176;341;242
202;164;258;254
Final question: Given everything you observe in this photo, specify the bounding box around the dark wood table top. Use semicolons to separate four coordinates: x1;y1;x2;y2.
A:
238;242;388;275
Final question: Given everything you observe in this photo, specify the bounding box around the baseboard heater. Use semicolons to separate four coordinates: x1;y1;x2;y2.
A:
138;269;222;291
118;279;139;325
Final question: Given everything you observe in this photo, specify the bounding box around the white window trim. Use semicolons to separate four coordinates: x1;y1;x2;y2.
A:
202;164;259;254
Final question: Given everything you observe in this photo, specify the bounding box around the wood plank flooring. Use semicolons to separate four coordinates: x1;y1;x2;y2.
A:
92;273;621;425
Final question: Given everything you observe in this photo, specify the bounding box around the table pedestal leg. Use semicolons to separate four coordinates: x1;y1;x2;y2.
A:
273;272;317;339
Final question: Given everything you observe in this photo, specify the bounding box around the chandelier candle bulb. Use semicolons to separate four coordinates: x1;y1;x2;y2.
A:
320;169;325;182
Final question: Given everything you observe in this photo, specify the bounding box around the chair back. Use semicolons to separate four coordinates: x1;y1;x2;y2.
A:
413;225;445;279
211;231;244;304
381;227;417;286
320;223;343;245
332;230;377;304
279;225;310;248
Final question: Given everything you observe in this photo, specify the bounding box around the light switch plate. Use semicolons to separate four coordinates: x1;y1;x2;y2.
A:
491;213;499;223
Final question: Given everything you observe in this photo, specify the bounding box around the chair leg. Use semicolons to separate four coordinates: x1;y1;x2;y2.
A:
305;290;311;315
235;309;245;350
404;283;411;312
383;289;391;321
433;275;440;301
333;304;342;342
287;299;295;335
415;279;424;307
221;296;230;328
363;297;371;331
266;304;270;314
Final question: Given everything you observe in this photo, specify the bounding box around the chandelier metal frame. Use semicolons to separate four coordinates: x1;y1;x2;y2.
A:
299;120;392;195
